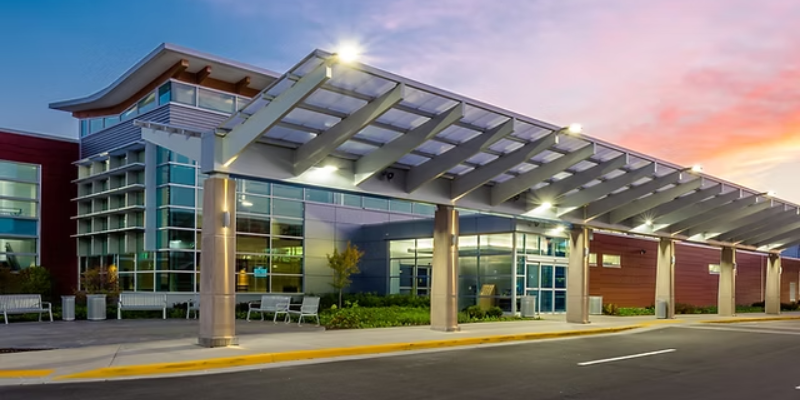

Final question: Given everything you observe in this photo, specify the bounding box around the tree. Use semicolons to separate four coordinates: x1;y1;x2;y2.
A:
327;242;364;308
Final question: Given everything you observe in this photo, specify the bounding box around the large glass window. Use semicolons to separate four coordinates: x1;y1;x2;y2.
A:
272;217;302;237
157;208;195;228
138;92;157;114
0;218;37;236
158;165;196;186
0;181;37;199
158;229;196;250
237;215;271;235
158;82;172;105
0;161;39;271
172;82;197;106
0;198;37;218
237;195;269;214
271;238;303;256
273;199;303;218
198;88;235;114
158;186;195;207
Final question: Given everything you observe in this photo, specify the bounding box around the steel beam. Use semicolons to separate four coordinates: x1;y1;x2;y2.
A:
622;184;721;226
744;220;800;247
537;155;627;202
655;189;741;227
684;200;774;236
557;163;656;209
703;205;788;239
609;178;703;225
354;102;464;185
405;118;515;193
667;194;760;234
722;210;800;243
579;171;683;220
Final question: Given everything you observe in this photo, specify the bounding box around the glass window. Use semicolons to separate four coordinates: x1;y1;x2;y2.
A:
237;96;250;111
158;83;172;105
589;253;597;266
158;186;195;207
240;180;270;196
602;254;622;268
416;238;433;256
363;197;388;210
237;235;269;254
118;254;135;272
158;165;196;186
118;274;135;291
342;193;362;208
137;252;154;271
235;254;269;274
272;184;303;199
80;120;89;137
120;105;138;121
172;83;196;106
136;272;154;291
273;199;303;218
155;272;194;292
527;263;540;288
0;253;36;270
0;199;36;218
305;188;334;203
272;255;302;274
0;218;37;236
198;88;235;114
163;251;195;271
413;203;436;216
390;239;416;259
158;229;196;250
104;115;120;127
138;92;157;114
0;161;38;182
459;255;478;277
237;214;270;235
459;235;479;255
0;238;36;253
541;265;554;288
523;234;541;255
271;237;302;256
157;208;195;228
554;266;567;289
89;118;104;134
482;233;513;255
708;264;720;275
554;291;567;312
272;217;303;237
271;274;302;293
237;196;269;215
480;255;513;276
389;200;413;214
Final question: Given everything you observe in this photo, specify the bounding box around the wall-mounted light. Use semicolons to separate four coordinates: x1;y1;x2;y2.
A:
222;211;231;228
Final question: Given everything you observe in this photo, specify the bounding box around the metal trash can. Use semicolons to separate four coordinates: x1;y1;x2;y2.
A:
589;296;604;315
86;294;107;321
656;300;669;319
61;295;75;321
521;295;537;318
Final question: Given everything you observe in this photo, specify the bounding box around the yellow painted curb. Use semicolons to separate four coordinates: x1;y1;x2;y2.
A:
56;325;640;380
0;369;54;378
700;316;800;324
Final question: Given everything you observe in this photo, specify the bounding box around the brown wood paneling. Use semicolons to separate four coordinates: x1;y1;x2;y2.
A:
588;234;658;307
0;131;78;296
736;252;765;306
781;258;800;304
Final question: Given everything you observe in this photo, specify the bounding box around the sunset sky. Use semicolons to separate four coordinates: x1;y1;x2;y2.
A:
1;0;798;200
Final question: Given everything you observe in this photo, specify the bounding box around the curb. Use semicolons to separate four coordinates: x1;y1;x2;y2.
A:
0;370;53;378
699;316;800;324
55;325;641;381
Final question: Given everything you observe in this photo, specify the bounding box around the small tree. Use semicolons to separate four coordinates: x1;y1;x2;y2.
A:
327;242;364;308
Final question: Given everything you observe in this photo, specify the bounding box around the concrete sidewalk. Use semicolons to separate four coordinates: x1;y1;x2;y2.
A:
1;313;798;385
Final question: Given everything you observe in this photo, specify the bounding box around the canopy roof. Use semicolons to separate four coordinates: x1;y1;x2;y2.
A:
139;49;800;253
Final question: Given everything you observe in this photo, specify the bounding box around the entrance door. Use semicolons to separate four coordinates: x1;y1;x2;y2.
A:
416;266;430;296
522;261;568;313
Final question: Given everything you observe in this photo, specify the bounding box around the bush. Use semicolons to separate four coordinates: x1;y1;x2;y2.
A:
486;306;504;318
616;307;655;316
464;305;485;319
318;293;430;310
321;307;431;329
19;266;53;301
602;303;619;315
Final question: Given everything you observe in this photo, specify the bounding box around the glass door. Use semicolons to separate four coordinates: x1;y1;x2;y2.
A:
416;266;430;296
520;260;568;314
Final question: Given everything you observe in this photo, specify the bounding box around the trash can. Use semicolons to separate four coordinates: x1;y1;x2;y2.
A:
86;294;107;321
61;295;75;321
656;300;669;319
589;296;604;315
521;295;537;318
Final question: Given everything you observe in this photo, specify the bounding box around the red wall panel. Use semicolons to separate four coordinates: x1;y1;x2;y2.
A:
588;234;657;307
781;258;800;304
0;130;78;296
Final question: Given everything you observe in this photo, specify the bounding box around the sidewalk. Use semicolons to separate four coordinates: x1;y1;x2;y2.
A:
1;312;798;385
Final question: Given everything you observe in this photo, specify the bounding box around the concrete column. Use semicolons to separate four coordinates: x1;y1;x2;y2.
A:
718;247;736;317
431;205;459;332
198;174;237;347
655;238;675;319
765;254;781;315
566;226;589;324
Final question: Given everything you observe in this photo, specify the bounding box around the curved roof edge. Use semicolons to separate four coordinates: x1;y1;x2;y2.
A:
49;43;281;113
0;126;78;143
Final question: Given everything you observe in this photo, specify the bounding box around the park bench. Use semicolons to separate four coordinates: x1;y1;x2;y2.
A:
247;295;291;323
286;296;320;326
0;294;52;324
117;293;167;319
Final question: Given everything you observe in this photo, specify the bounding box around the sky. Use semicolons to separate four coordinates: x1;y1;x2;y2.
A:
1;0;799;201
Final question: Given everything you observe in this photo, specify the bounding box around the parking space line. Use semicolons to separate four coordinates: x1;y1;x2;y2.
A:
578;349;676;366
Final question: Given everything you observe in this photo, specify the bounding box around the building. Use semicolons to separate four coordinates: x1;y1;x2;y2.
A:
48;43;800;327
0;128;78;295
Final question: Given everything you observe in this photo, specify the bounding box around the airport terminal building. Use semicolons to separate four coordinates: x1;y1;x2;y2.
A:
28;43;800;328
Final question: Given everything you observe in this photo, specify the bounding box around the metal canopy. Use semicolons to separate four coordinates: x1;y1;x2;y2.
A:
138;49;800;253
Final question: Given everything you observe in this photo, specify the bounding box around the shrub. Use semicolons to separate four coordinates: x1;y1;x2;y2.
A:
464;305;485;319
602;303;619;315
318;293;430;310
617;307;655;316
19;266;53;301
674;303;696;315
486;306;504;318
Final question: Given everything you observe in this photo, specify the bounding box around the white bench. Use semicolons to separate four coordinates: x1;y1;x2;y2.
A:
286;296;320;326
247;295;291;323
117;293;167;319
0;294;52;324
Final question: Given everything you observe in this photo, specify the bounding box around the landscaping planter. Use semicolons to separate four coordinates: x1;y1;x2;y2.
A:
87;294;107;321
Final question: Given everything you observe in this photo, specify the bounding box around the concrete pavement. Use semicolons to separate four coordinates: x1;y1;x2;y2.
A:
0;313;798;385
4;322;800;399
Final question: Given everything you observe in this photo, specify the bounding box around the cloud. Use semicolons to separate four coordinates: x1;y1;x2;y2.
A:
203;0;800;200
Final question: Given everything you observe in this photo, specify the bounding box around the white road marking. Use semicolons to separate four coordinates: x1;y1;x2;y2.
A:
578;349;676;366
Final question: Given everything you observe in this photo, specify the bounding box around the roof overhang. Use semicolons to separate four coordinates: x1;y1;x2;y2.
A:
138;49;800;254
49;43;281;113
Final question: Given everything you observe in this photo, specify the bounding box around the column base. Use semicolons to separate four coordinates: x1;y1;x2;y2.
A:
197;336;239;348
431;325;461;332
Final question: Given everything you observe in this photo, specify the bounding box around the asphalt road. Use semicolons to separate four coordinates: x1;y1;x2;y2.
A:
4;322;800;400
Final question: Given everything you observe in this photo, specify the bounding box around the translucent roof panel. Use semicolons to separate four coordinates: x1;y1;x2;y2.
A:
304;89;367;115
492;173;515;183
263;125;311;143
509;163;536;175
448;165;474;176
594;146;624;162
327;65;395;98
264;77;295;99
555;136;589;152
292;56;325;76
355;126;402;144
336;140;378;156
572;160;599;173
512;122;550;141
602;169;626;180
531;181;550;190
552;171;573;181
376;108;428;131
631;177;653;186
416;140;454;157
465;152;498;166
461;105;507;130
488;139;523;154
437;125;481;144
283;108;341;131
397;153;430;167
400;87;460;114
530;150;561;164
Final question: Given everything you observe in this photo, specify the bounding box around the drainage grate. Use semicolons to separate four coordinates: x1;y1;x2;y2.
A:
0;348;53;354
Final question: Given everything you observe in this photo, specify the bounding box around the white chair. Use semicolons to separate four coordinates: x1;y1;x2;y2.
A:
286;296;320;326
247;295;291;323
186;295;200;319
